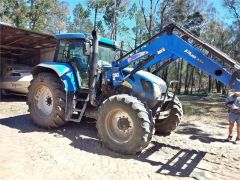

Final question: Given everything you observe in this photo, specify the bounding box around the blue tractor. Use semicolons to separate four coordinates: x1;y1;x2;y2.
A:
27;24;240;154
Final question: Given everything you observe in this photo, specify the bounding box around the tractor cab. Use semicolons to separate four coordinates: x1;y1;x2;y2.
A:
54;33;117;88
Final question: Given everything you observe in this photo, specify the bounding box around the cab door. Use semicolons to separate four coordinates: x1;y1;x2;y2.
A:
54;40;90;89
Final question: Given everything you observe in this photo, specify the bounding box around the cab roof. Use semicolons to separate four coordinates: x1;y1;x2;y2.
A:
55;33;116;47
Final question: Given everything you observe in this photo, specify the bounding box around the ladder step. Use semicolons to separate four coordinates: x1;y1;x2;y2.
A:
68;118;81;123
76;98;89;102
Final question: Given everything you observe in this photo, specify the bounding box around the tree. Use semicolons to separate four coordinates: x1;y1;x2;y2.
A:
129;3;146;48
0;0;70;34
139;0;160;38
67;3;93;33
0;0;28;28
47;1;69;34
103;0;129;40
223;0;240;62
88;0;108;31
224;0;240;28
28;0;62;31
158;0;174;31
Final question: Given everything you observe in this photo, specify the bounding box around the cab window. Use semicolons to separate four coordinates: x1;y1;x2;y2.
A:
98;44;116;66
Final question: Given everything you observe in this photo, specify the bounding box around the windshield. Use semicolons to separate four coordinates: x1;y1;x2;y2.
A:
98;45;115;67
55;40;88;67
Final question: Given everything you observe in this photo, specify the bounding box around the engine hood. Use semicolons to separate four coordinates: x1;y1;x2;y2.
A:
122;68;167;100
123;68;167;91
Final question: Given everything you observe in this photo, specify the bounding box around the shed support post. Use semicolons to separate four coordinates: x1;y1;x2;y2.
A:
0;58;2;101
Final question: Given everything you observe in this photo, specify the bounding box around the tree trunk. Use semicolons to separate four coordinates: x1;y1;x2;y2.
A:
15;1;20;27
112;0;117;40
198;70;203;92
179;59;183;93
184;64;190;94
208;76;212;93
216;80;221;93
176;60;181;94
148;0;153;38
162;66;168;82
187;66;194;94
190;68;195;94
134;15;139;48
222;85;227;95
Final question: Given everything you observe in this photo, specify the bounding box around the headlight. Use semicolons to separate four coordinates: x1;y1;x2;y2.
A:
141;79;153;93
153;83;161;97
141;79;162;98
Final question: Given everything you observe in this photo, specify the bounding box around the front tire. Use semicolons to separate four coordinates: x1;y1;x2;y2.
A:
27;73;66;128
97;94;154;155
155;93;183;135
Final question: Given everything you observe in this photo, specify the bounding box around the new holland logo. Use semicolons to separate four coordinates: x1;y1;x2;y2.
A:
127;51;149;63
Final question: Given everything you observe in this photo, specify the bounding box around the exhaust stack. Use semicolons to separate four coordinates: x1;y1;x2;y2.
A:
89;30;98;106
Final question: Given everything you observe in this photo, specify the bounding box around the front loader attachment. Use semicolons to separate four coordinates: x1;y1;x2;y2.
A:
115;23;240;90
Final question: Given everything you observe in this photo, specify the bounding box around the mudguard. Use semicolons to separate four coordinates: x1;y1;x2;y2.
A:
32;61;79;92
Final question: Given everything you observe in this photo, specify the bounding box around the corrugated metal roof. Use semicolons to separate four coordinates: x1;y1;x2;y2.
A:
0;23;57;58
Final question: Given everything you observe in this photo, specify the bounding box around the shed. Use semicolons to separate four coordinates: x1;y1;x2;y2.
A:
0;23;57;65
0;23;57;99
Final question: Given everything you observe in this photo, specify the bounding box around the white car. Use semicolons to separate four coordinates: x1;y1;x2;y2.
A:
0;64;33;94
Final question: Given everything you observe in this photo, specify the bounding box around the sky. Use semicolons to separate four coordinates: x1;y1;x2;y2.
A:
208;0;233;24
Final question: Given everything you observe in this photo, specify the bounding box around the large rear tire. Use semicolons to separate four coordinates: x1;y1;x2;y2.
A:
97;94;154;154
27;73;66;128
155;93;183;135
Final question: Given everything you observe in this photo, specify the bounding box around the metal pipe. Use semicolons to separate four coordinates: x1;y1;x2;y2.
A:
89;30;98;106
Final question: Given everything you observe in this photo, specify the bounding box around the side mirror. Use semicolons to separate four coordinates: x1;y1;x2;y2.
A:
84;42;91;56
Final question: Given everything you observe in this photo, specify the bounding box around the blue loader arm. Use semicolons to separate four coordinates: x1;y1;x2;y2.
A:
113;23;240;90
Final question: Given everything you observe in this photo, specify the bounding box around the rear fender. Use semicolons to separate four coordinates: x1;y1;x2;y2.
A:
32;62;78;92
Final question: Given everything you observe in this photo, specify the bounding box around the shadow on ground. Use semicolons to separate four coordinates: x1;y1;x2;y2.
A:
0;95;26;102
0;114;208;177
175;123;227;144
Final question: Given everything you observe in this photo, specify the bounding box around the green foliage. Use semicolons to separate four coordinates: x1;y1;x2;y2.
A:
67;3;93;33
103;0;129;40
223;0;240;62
0;0;69;34
0;0;28;27
224;0;240;28
87;0;110;36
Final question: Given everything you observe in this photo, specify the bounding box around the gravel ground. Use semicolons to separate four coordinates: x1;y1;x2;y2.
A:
0;95;239;180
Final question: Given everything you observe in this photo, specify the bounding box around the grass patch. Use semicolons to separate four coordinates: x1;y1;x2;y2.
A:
182;103;202;116
179;93;226;116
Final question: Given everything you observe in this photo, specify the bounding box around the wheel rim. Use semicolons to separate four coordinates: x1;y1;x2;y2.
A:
35;85;53;117
105;108;134;144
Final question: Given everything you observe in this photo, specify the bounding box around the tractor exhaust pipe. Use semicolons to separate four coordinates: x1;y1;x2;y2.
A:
89;30;98;106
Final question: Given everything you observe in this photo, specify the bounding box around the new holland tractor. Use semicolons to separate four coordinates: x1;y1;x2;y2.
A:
27;24;240;154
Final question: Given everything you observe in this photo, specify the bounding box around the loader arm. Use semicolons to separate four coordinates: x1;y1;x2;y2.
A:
111;23;240;90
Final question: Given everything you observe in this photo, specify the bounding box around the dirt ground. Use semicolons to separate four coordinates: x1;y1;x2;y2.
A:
0;95;239;180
